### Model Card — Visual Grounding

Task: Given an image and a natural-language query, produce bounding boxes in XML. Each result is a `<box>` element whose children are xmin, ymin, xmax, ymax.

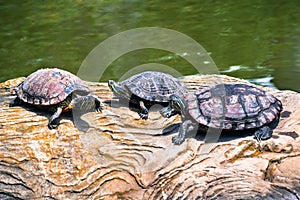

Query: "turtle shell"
<box><xmin>186</xmin><ymin>84</ymin><xmax>282</xmax><ymax>130</ymax></box>
<box><xmin>15</xmin><ymin>68</ymin><xmax>89</xmax><ymax>105</ymax></box>
<box><xmin>120</xmin><ymin>71</ymin><xmax>186</xmax><ymax>102</ymax></box>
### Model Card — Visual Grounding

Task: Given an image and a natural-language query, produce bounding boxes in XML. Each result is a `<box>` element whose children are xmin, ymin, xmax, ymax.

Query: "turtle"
<box><xmin>108</xmin><ymin>71</ymin><xmax>187</xmax><ymax>119</ymax></box>
<box><xmin>160</xmin><ymin>83</ymin><xmax>283</xmax><ymax>145</ymax></box>
<box><xmin>10</xmin><ymin>68</ymin><xmax>104</xmax><ymax>129</ymax></box>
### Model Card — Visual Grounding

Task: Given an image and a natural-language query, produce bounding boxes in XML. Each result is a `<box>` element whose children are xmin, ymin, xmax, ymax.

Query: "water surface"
<box><xmin>0</xmin><ymin>0</ymin><xmax>299</xmax><ymax>91</ymax></box>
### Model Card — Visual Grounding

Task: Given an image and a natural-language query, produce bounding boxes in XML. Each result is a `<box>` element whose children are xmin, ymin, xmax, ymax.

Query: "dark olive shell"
<box><xmin>15</xmin><ymin>68</ymin><xmax>89</xmax><ymax>105</ymax></box>
<box><xmin>186</xmin><ymin>84</ymin><xmax>282</xmax><ymax>130</ymax></box>
<box><xmin>120</xmin><ymin>71</ymin><xmax>186</xmax><ymax>102</ymax></box>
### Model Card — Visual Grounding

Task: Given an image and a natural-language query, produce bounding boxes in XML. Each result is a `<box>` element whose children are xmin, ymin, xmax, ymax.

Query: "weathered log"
<box><xmin>0</xmin><ymin>75</ymin><xmax>299</xmax><ymax>199</ymax></box>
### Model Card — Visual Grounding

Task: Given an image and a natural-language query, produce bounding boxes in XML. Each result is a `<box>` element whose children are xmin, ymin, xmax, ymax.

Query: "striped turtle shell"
<box><xmin>120</xmin><ymin>71</ymin><xmax>186</xmax><ymax>102</ymax></box>
<box><xmin>186</xmin><ymin>84</ymin><xmax>282</xmax><ymax>130</ymax></box>
<box><xmin>15</xmin><ymin>68</ymin><xmax>89</xmax><ymax>105</ymax></box>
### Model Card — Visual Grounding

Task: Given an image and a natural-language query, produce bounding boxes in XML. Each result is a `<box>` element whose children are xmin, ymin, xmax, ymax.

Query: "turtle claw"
<box><xmin>95</xmin><ymin>100</ymin><xmax>104</xmax><ymax>113</ymax></box>
<box><xmin>72</xmin><ymin>95</ymin><xmax>104</xmax><ymax>112</ymax></box>
<box><xmin>138</xmin><ymin>112</ymin><xmax>148</xmax><ymax>120</ymax></box>
<box><xmin>95</xmin><ymin>107</ymin><xmax>102</xmax><ymax>113</ymax></box>
<box><xmin>138</xmin><ymin>101</ymin><xmax>149</xmax><ymax>120</ymax></box>
<box><xmin>172</xmin><ymin>135</ymin><xmax>184</xmax><ymax>145</ymax></box>
<box><xmin>171</xmin><ymin>120</ymin><xmax>193</xmax><ymax>145</ymax></box>
<box><xmin>48</xmin><ymin>107</ymin><xmax>62</xmax><ymax>130</ymax></box>
<box><xmin>92</xmin><ymin>95</ymin><xmax>104</xmax><ymax>113</ymax></box>
<box><xmin>48</xmin><ymin>123</ymin><xmax>58</xmax><ymax>130</ymax></box>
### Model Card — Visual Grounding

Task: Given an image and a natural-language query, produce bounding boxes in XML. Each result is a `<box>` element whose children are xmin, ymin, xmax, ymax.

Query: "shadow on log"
<box><xmin>0</xmin><ymin>75</ymin><xmax>299</xmax><ymax>199</ymax></box>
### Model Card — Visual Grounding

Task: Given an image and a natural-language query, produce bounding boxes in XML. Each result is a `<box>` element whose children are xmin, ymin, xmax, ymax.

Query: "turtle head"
<box><xmin>108</xmin><ymin>80</ymin><xmax>131</xmax><ymax>100</ymax></box>
<box><xmin>108</xmin><ymin>80</ymin><xmax>118</xmax><ymax>93</ymax></box>
<box><xmin>160</xmin><ymin>94</ymin><xmax>187</xmax><ymax>118</ymax></box>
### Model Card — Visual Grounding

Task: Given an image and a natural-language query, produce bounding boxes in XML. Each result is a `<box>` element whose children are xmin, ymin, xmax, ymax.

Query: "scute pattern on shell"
<box><xmin>120</xmin><ymin>71</ymin><xmax>186</xmax><ymax>102</ymax></box>
<box><xmin>15</xmin><ymin>68</ymin><xmax>89</xmax><ymax>105</ymax></box>
<box><xmin>187</xmin><ymin>84</ymin><xmax>282</xmax><ymax>130</ymax></box>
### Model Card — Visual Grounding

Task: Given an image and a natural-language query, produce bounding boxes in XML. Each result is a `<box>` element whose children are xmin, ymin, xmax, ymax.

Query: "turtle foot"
<box><xmin>254</xmin><ymin>126</ymin><xmax>272</xmax><ymax>141</ymax></box>
<box><xmin>48</xmin><ymin>122</ymin><xmax>58</xmax><ymax>130</ymax></box>
<box><xmin>171</xmin><ymin>120</ymin><xmax>192</xmax><ymax>145</ymax></box>
<box><xmin>160</xmin><ymin>106</ymin><xmax>173</xmax><ymax>118</ymax></box>
<box><xmin>138</xmin><ymin>112</ymin><xmax>148</xmax><ymax>120</ymax></box>
<box><xmin>48</xmin><ymin>107</ymin><xmax>62</xmax><ymax>130</ymax></box>
<box><xmin>9</xmin><ymin>97</ymin><xmax>22</xmax><ymax>107</ymax></box>
<box><xmin>172</xmin><ymin>135</ymin><xmax>185</xmax><ymax>145</ymax></box>
<box><xmin>94</xmin><ymin>96</ymin><xmax>104</xmax><ymax>112</ymax></box>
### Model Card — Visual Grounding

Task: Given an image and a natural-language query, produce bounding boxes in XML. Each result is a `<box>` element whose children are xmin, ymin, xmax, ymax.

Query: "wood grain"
<box><xmin>0</xmin><ymin>75</ymin><xmax>299</xmax><ymax>199</ymax></box>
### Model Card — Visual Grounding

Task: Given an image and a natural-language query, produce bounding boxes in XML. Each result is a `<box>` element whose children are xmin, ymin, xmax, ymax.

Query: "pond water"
<box><xmin>0</xmin><ymin>1</ymin><xmax>299</xmax><ymax>92</ymax></box>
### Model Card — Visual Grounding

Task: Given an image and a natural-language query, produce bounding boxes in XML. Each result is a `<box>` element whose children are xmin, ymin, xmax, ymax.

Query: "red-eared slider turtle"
<box><xmin>108</xmin><ymin>71</ymin><xmax>186</xmax><ymax>119</ymax></box>
<box><xmin>10</xmin><ymin>68</ymin><xmax>104</xmax><ymax>129</ymax></box>
<box><xmin>160</xmin><ymin>83</ymin><xmax>282</xmax><ymax>145</ymax></box>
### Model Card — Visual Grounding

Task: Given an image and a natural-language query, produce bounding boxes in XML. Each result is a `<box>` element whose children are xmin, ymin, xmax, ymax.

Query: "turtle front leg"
<box><xmin>48</xmin><ymin>107</ymin><xmax>63</xmax><ymax>129</ymax></box>
<box><xmin>254</xmin><ymin>126</ymin><xmax>272</xmax><ymax>142</ymax></box>
<box><xmin>172</xmin><ymin>119</ymin><xmax>194</xmax><ymax>145</ymax></box>
<box><xmin>254</xmin><ymin>117</ymin><xmax>279</xmax><ymax>141</ymax></box>
<box><xmin>9</xmin><ymin>97</ymin><xmax>22</xmax><ymax>107</ymax></box>
<box><xmin>70</xmin><ymin>95</ymin><xmax>104</xmax><ymax>112</ymax></box>
<box><xmin>138</xmin><ymin>100</ymin><xmax>149</xmax><ymax>119</ymax></box>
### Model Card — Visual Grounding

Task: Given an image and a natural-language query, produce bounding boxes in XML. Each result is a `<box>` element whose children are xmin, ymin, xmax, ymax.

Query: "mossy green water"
<box><xmin>0</xmin><ymin>0</ymin><xmax>299</xmax><ymax>91</ymax></box>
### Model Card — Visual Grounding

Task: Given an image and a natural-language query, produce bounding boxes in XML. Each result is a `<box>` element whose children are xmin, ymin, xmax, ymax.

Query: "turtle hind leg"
<box><xmin>254</xmin><ymin>126</ymin><xmax>272</xmax><ymax>141</ymax></box>
<box><xmin>254</xmin><ymin>117</ymin><xmax>280</xmax><ymax>141</ymax></box>
<box><xmin>48</xmin><ymin>107</ymin><xmax>63</xmax><ymax>129</ymax></box>
<box><xmin>9</xmin><ymin>97</ymin><xmax>22</xmax><ymax>107</ymax></box>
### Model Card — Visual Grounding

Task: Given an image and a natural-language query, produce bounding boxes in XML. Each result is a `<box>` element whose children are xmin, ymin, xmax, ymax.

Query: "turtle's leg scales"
<box><xmin>83</xmin><ymin>95</ymin><xmax>104</xmax><ymax>112</ymax></box>
<box><xmin>269</xmin><ymin>117</ymin><xmax>280</xmax><ymax>129</ymax></box>
<box><xmin>9</xmin><ymin>97</ymin><xmax>22</xmax><ymax>107</ymax></box>
<box><xmin>48</xmin><ymin>107</ymin><xmax>63</xmax><ymax>129</ymax></box>
<box><xmin>172</xmin><ymin>119</ymin><xmax>193</xmax><ymax>145</ymax></box>
<box><xmin>254</xmin><ymin>126</ymin><xmax>272</xmax><ymax>141</ymax></box>
<box><xmin>70</xmin><ymin>95</ymin><xmax>104</xmax><ymax>112</ymax></box>
<box><xmin>254</xmin><ymin>117</ymin><xmax>280</xmax><ymax>141</ymax></box>
<box><xmin>138</xmin><ymin>101</ymin><xmax>148</xmax><ymax>120</ymax></box>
